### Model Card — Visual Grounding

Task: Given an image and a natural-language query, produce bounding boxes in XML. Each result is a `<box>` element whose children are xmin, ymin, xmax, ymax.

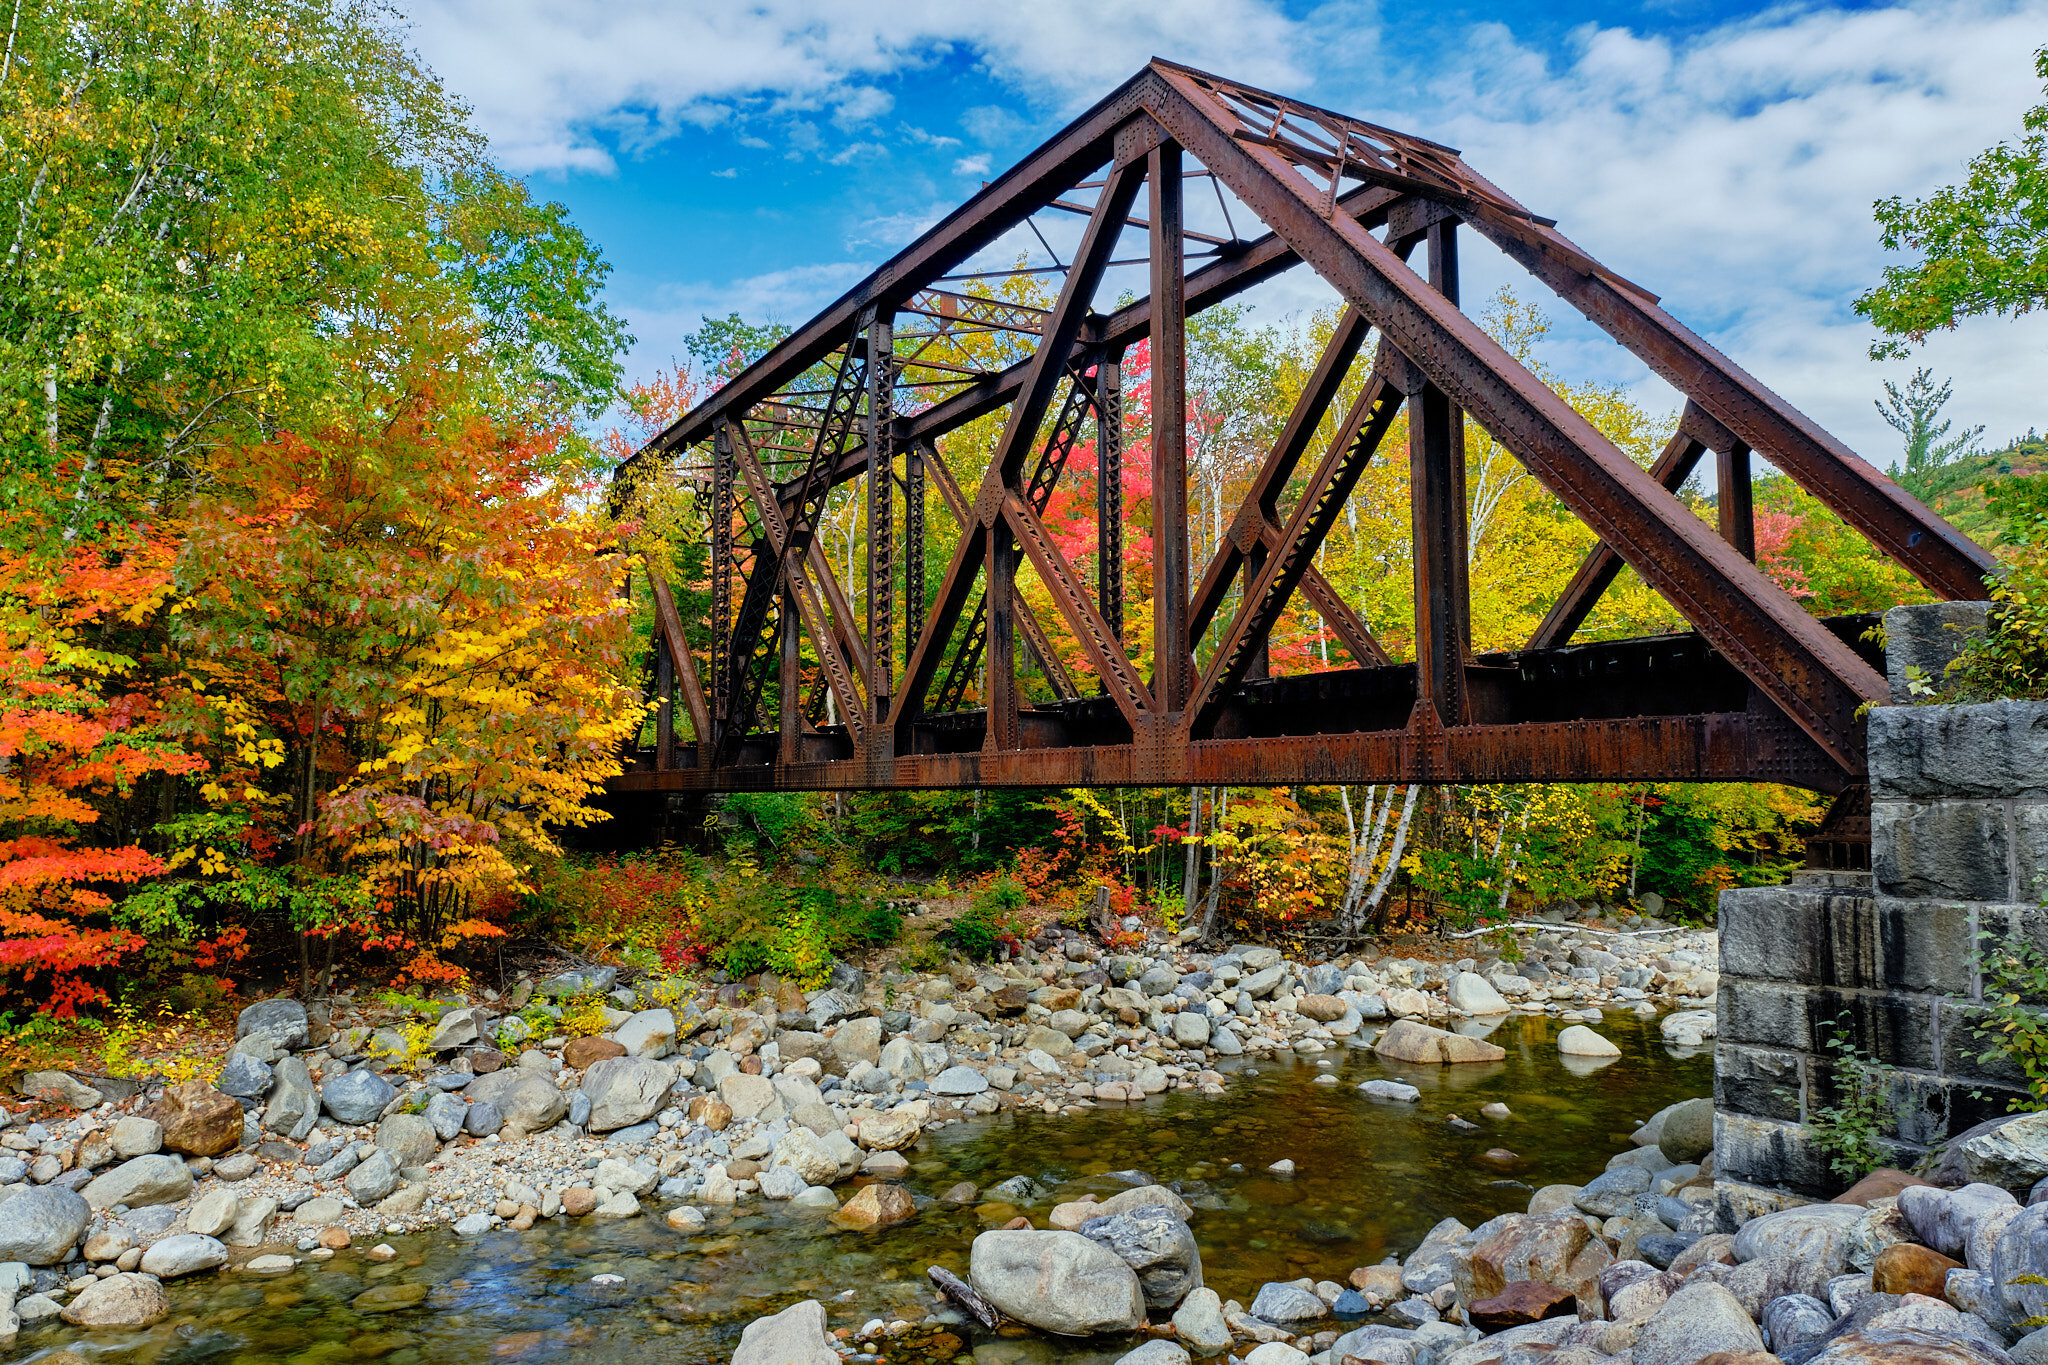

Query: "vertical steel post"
<box><xmin>985</xmin><ymin>523</ymin><xmax>1020</xmax><ymax>750</ymax></box>
<box><xmin>866</xmin><ymin>320</ymin><xmax>895</xmax><ymax>741</ymax></box>
<box><xmin>905</xmin><ymin>438</ymin><xmax>927</xmax><ymax>667</ymax></box>
<box><xmin>710</xmin><ymin>423</ymin><xmax>736</xmax><ymax>747</ymax></box>
<box><xmin>1096</xmin><ymin>356</ymin><xmax>1125</xmax><ymax>650</ymax></box>
<box><xmin>1149</xmin><ymin>143</ymin><xmax>1190</xmax><ymax>713</ymax></box>
<box><xmin>655</xmin><ymin>636</ymin><xmax>675</xmax><ymax>771</ymax></box>
<box><xmin>779</xmin><ymin>587</ymin><xmax>801</xmax><ymax>762</ymax></box>
<box><xmin>1718</xmin><ymin>442</ymin><xmax>1757</xmax><ymax>561</ymax></box>
<box><xmin>1409</xmin><ymin>219</ymin><xmax>1471</xmax><ymax>726</ymax></box>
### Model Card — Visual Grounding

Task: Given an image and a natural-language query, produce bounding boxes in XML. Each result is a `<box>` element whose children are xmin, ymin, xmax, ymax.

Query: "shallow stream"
<box><xmin>13</xmin><ymin>1011</ymin><xmax>1711</xmax><ymax>1365</ymax></box>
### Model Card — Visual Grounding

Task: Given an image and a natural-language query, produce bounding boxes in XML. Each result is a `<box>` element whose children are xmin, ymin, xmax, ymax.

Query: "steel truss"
<box><xmin>614</xmin><ymin>61</ymin><xmax>1989</xmax><ymax>801</ymax></box>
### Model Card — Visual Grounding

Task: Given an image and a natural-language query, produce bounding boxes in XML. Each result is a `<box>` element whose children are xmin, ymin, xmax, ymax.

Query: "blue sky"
<box><xmin>402</xmin><ymin>0</ymin><xmax>2048</xmax><ymax>459</ymax></box>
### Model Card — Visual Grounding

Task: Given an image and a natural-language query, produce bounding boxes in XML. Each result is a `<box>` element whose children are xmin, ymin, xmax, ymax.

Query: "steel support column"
<box><xmin>1096</xmin><ymin>355</ymin><xmax>1125</xmax><ymax>648</ymax></box>
<box><xmin>1408</xmin><ymin>219</ymin><xmax>1471</xmax><ymax>726</ymax></box>
<box><xmin>867</xmin><ymin>317</ymin><xmax>896</xmax><ymax>744</ymax></box>
<box><xmin>905</xmin><ymin>439</ymin><xmax>927</xmax><ymax>664</ymax></box>
<box><xmin>1150</xmin><ymin>142</ymin><xmax>1191</xmax><ymax>714</ymax></box>
<box><xmin>986</xmin><ymin>523</ymin><xmax>1020</xmax><ymax>751</ymax></box>
<box><xmin>1719</xmin><ymin>441</ymin><xmax>1756</xmax><ymax>561</ymax></box>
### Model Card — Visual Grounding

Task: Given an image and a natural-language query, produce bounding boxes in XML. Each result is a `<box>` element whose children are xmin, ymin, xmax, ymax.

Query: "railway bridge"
<box><xmin>607</xmin><ymin>60</ymin><xmax>1991</xmax><ymax>858</ymax></box>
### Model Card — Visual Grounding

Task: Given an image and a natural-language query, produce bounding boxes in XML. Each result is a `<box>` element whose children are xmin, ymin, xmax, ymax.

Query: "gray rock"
<box><xmin>732</xmin><ymin>1298</ymin><xmax>839</xmax><ymax>1365</ymax></box>
<box><xmin>1140</xmin><ymin>967</ymin><xmax>1180</xmax><ymax>997</ymax></box>
<box><xmin>224</xmin><ymin>1195</ymin><xmax>278</xmax><ymax>1248</ymax></box>
<box><xmin>540</xmin><ymin>966</ymin><xmax>617</xmax><ymax>998</ymax></box>
<box><xmin>1573</xmin><ymin>1165</ymin><xmax>1652</xmax><ymax>1218</ymax></box>
<box><xmin>376</xmin><ymin>1113</ymin><xmax>439</xmax><ymax>1168</ymax></box>
<box><xmin>1399</xmin><ymin>1217</ymin><xmax>1471</xmax><ymax>1295</ymax></box>
<box><xmin>1360</xmin><ymin>1079</ymin><xmax>1420</xmax><ymax>1103</ymax></box>
<box><xmin>581</xmin><ymin>1056</ymin><xmax>675</xmax><ymax>1131</ymax></box>
<box><xmin>929</xmin><ymin>1066</ymin><xmax>989</xmax><ymax>1096</ymax></box>
<box><xmin>321</xmin><ymin>1068</ymin><xmax>397</xmax><ymax>1126</ymax></box>
<box><xmin>969</xmin><ymin>1228</ymin><xmax>1146</xmax><ymax>1335</ymax></box>
<box><xmin>429</xmin><ymin>1007</ymin><xmax>482</xmax><ymax>1051</ymax></box>
<box><xmin>1249</xmin><ymin>1281</ymin><xmax>1327</xmax><ymax>1325</ymax></box>
<box><xmin>834</xmin><ymin>1017</ymin><xmax>884</xmax><ymax>1068</ymax></box>
<box><xmin>465</xmin><ymin>1067</ymin><xmax>567</xmax><ymax>1136</ymax></box>
<box><xmin>1762</xmin><ymin>1293</ymin><xmax>1833</xmax><ymax>1359</ymax></box>
<box><xmin>138</xmin><ymin>1232</ymin><xmax>228</xmax><ymax>1279</ymax></box>
<box><xmin>1242</xmin><ymin>965</ymin><xmax>1286</xmax><ymax>999</ymax></box>
<box><xmin>1900</xmin><ymin>1183</ymin><xmax>2020</xmax><ymax>1259</ymax></box>
<box><xmin>1657</xmin><ymin>1097</ymin><xmax>1715</xmax><ymax>1164</ymax></box>
<box><xmin>614</xmin><ymin>1009</ymin><xmax>677</xmax><ymax>1058</ymax></box>
<box><xmin>1805</xmin><ymin>1324</ymin><xmax>2012</xmax><ymax>1364</ymax></box>
<box><xmin>2013</xmin><ymin>1327</ymin><xmax>2048</xmax><ymax>1365</ymax></box>
<box><xmin>346</xmin><ymin>1149</ymin><xmax>401</xmax><ymax>1204</ymax></box>
<box><xmin>0</xmin><ymin>1185</ymin><xmax>90</xmax><ymax>1264</ymax></box>
<box><xmin>1172</xmin><ymin>1286</ymin><xmax>1232</xmax><ymax>1356</ymax></box>
<box><xmin>425</xmin><ymin>1091</ymin><xmax>468</xmax><ymax>1141</ymax></box>
<box><xmin>1694</xmin><ymin>1255</ymin><xmax>1831</xmax><ymax>1320</ymax></box>
<box><xmin>567</xmin><ymin>1090</ymin><xmax>592</xmax><ymax>1127</ymax></box>
<box><xmin>1731</xmin><ymin>1201</ymin><xmax>1868</xmax><ymax>1277</ymax></box>
<box><xmin>236</xmin><ymin>998</ymin><xmax>309</xmax><ymax>1050</ymax></box>
<box><xmin>1631</xmin><ymin>1282</ymin><xmax>1767</xmax><ymax>1365</ymax></box>
<box><xmin>1171</xmin><ymin>1012</ymin><xmax>1211</xmax><ymax>1048</ymax></box>
<box><xmin>453</xmin><ymin>1212</ymin><xmax>492</xmax><ymax>1235</ymax></box>
<box><xmin>188</xmin><ymin>1186</ymin><xmax>239</xmax><ymax>1236</ymax></box>
<box><xmin>1117</xmin><ymin>1341</ymin><xmax>1192</xmax><ymax>1365</ymax></box>
<box><xmin>81</xmin><ymin>1154</ymin><xmax>192</xmax><ymax>1211</ymax></box>
<box><xmin>58</xmin><ymin>1271</ymin><xmax>168</xmax><ymax>1326</ymax></box>
<box><xmin>264</xmin><ymin>1056</ymin><xmax>319</xmax><ymax>1140</ymax></box>
<box><xmin>464</xmin><ymin>1099</ymin><xmax>503</xmax><ymax>1137</ymax></box>
<box><xmin>1447</xmin><ymin>972</ymin><xmax>1509</xmax><ymax>1015</ymax></box>
<box><xmin>20</xmin><ymin>1070</ymin><xmax>104</xmax><ymax>1108</ymax></box>
<box><xmin>1080</xmin><ymin>1205</ymin><xmax>1202</xmax><ymax>1308</ymax></box>
<box><xmin>217</xmin><ymin>1051</ymin><xmax>274</xmax><ymax>1100</ymax></box>
<box><xmin>213</xmin><ymin>1151</ymin><xmax>258</xmax><ymax>1182</ymax></box>
<box><xmin>1952</xmin><ymin>1113</ymin><xmax>2048</xmax><ymax>1192</ymax></box>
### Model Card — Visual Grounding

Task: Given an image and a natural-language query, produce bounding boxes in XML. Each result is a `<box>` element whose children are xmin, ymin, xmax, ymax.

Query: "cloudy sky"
<box><xmin>400</xmin><ymin>0</ymin><xmax>2048</xmax><ymax>463</ymax></box>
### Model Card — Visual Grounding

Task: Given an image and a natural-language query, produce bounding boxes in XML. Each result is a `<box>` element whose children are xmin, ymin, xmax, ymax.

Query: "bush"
<box><xmin>945</xmin><ymin>874</ymin><xmax>1024</xmax><ymax>960</ymax></box>
<box><xmin>1947</xmin><ymin>475</ymin><xmax>2048</xmax><ymax>701</ymax></box>
<box><xmin>695</xmin><ymin>876</ymin><xmax>899</xmax><ymax>988</ymax></box>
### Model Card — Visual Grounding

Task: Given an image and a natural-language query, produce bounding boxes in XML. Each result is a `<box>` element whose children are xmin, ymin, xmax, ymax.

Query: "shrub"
<box><xmin>945</xmin><ymin>874</ymin><xmax>1024</xmax><ymax>960</ymax></box>
<box><xmin>1946</xmin><ymin>475</ymin><xmax>2048</xmax><ymax>701</ymax></box>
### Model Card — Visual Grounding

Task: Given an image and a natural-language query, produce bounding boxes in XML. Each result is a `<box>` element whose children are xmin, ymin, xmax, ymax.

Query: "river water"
<box><xmin>14</xmin><ymin>1010</ymin><xmax>1711</xmax><ymax>1365</ymax></box>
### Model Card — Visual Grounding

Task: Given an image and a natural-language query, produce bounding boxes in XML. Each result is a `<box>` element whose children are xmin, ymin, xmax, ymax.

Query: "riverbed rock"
<box><xmin>1298</xmin><ymin>995</ymin><xmax>1349</xmax><ymax>1022</ymax></box>
<box><xmin>969</xmin><ymin>1228</ymin><xmax>1146</xmax><ymax>1335</ymax></box>
<box><xmin>322</xmin><ymin>1068</ymin><xmax>397</xmax><ymax>1126</ymax></box>
<box><xmin>1732</xmin><ymin>1202</ymin><xmax>1868</xmax><ymax>1277</ymax></box>
<box><xmin>217</xmin><ymin>1050</ymin><xmax>274</xmax><ymax>1102</ymax></box>
<box><xmin>1574</xmin><ymin>1166</ymin><xmax>1652</xmax><ymax>1218</ymax></box>
<box><xmin>615</xmin><ymin>1009</ymin><xmax>677</xmax><ymax>1058</ymax></box>
<box><xmin>772</xmin><ymin>1129</ymin><xmax>841</xmax><ymax>1186</ymax></box>
<box><xmin>140</xmin><ymin>1232</ymin><xmax>228</xmax><ymax>1278</ymax></box>
<box><xmin>1172</xmin><ymin>1012</ymin><xmax>1211</xmax><ymax>1047</ymax></box>
<box><xmin>1457</xmin><ymin>1211</ymin><xmax>1597</xmax><ymax>1304</ymax></box>
<box><xmin>1448</xmin><ymin>972</ymin><xmax>1510</xmax><ymax>1015</ymax></box>
<box><xmin>59</xmin><ymin>1271</ymin><xmax>169</xmax><ymax>1327</ymax></box>
<box><xmin>83</xmin><ymin>1154</ymin><xmax>192</xmax><ymax>1211</ymax></box>
<box><xmin>1373</xmin><ymin>1019</ymin><xmax>1506</xmax><ymax>1064</ymax></box>
<box><xmin>1873</xmin><ymin>1242</ymin><xmax>1963</xmax><ymax>1297</ymax></box>
<box><xmin>0</xmin><ymin>1185</ymin><xmax>90</xmax><ymax>1264</ymax></box>
<box><xmin>1468</xmin><ymin>1280</ymin><xmax>1577</xmax><ymax>1331</ymax></box>
<box><xmin>857</xmin><ymin>1108</ymin><xmax>921</xmax><ymax>1151</ymax></box>
<box><xmin>264</xmin><ymin>1056</ymin><xmax>319</xmax><ymax>1141</ymax></box>
<box><xmin>1171</xmin><ymin>1286</ymin><xmax>1232</xmax><ymax>1355</ymax></box>
<box><xmin>733</xmin><ymin>1298</ymin><xmax>839</xmax><ymax>1365</ymax></box>
<box><xmin>1249</xmin><ymin>1281</ymin><xmax>1327</xmax><ymax>1325</ymax></box>
<box><xmin>1081</xmin><ymin>1205</ymin><xmax>1203</xmax><ymax>1308</ymax></box>
<box><xmin>238</xmin><ymin>997</ymin><xmax>310</xmax><ymax>1050</ymax></box>
<box><xmin>372</xmin><ymin>1113</ymin><xmax>436</xmax><ymax>1168</ymax></box>
<box><xmin>1360</xmin><ymin>1079</ymin><xmax>1421</xmax><ymax>1103</ymax></box>
<box><xmin>466</xmin><ymin>1067</ymin><xmax>566</xmax><ymax>1136</ymax></box>
<box><xmin>143</xmin><ymin>1080</ymin><xmax>241</xmax><ymax>1155</ymax></box>
<box><xmin>1557</xmin><ymin>1025</ymin><xmax>1621</xmax><ymax>1058</ymax></box>
<box><xmin>347</xmin><ymin>1149</ymin><xmax>402</xmax><ymax>1204</ymax></box>
<box><xmin>1631</xmin><ymin>1282</ymin><xmax>1766</xmax><ymax>1365</ymax></box>
<box><xmin>835</xmin><ymin>1017</ymin><xmax>885</xmax><ymax>1068</ymax></box>
<box><xmin>1118</xmin><ymin>1340</ymin><xmax>1193</xmax><ymax>1365</ymax></box>
<box><xmin>188</xmin><ymin>1186</ymin><xmax>239</xmax><ymax>1237</ymax></box>
<box><xmin>225</xmin><ymin>1195</ymin><xmax>278</xmax><ymax>1247</ymax></box>
<box><xmin>1807</xmin><ymin>1323</ymin><xmax>2014</xmax><ymax>1364</ymax></box>
<box><xmin>583</xmin><ymin>1056</ymin><xmax>676</xmax><ymax>1131</ymax></box>
<box><xmin>1658</xmin><ymin>1097</ymin><xmax>1716</xmax><ymax>1164</ymax></box>
<box><xmin>107</xmin><ymin>1114</ymin><xmax>164</xmax><ymax>1159</ymax></box>
<box><xmin>421</xmin><ymin>1089</ymin><xmax>466</xmax><ymax>1141</ymax></box>
<box><xmin>833</xmin><ymin>1182</ymin><xmax>915</xmax><ymax>1231</ymax></box>
<box><xmin>1900</xmin><ymin>1183</ymin><xmax>2019</xmax><ymax>1259</ymax></box>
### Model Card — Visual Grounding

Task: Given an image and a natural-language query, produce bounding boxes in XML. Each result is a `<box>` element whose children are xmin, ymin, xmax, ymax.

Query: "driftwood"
<box><xmin>927</xmin><ymin>1266</ymin><xmax>1001</xmax><ymax>1330</ymax></box>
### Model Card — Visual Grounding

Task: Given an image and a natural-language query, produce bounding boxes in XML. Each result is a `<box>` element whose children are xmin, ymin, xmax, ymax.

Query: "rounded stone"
<box><xmin>59</xmin><ymin>1271</ymin><xmax>169</xmax><ymax>1327</ymax></box>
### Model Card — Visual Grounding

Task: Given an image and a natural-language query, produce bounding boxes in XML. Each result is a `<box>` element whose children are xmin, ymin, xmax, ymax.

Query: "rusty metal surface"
<box><xmin>610</xmin><ymin>60</ymin><xmax>1992</xmax><ymax>806</ymax></box>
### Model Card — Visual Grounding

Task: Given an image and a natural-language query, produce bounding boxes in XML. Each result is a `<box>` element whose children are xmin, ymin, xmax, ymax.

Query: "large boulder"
<box><xmin>1453</xmin><ymin>1212</ymin><xmax>1596</xmax><ymax>1304</ymax></box>
<box><xmin>1631</xmin><ymin>1282</ymin><xmax>1765</xmax><ymax>1365</ymax></box>
<box><xmin>263</xmin><ymin>1055</ymin><xmax>319</xmax><ymax>1140</ymax></box>
<box><xmin>1805</xmin><ymin>1325</ymin><xmax>2013</xmax><ymax>1364</ymax></box>
<box><xmin>59</xmin><ymin>1272</ymin><xmax>169</xmax><ymax>1327</ymax></box>
<box><xmin>1447</xmin><ymin>972</ymin><xmax>1510</xmax><ymax>1015</ymax></box>
<box><xmin>1373</xmin><ymin>1019</ymin><xmax>1506</xmax><ymax>1064</ymax></box>
<box><xmin>834</xmin><ymin>1017</ymin><xmax>884</xmax><ymax>1068</ymax></box>
<box><xmin>22</xmin><ymin>1070</ymin><xmax>103</xmax><ymax>1109</ymax></box>
<box><xmin>732</xmin><ymin>1299</ymin><xmax>839</xmax><ymax>1365</ymax></box>
<box><xmin>321</xmin><ymin>1068</ymin><xmax>397</xmax><ymax>1126</ymax></box>
<box><xmin>614</xmin><ymin>1009</ymin><xmax>677</xmax><ymax>1058</ymax></box>
<box><xmin>1658</xmin><ymin>1097</ymin><xmax>1716</xmax><ymax>1164</ymax></box>
<box><xmin>139</xmin><ymin>1232</ymin><xmax>229</xmax><ymax>1279</ymax></box>
<box><xmin>1557</xmin><ymin>1025</ymin><xmax>1621</xmax><ymax>1058</ymax></box>
<box><xmin>1945</xmin><ymin>1112</ymin><xmax>2048</xmax><ymax>1191</ymax></box>
<box><xmin>1732</xmin><ymin>1202</ymin><xmax>1869</xmax><ymax>1277</ymax></box>
<box><xmin>1900</xmin><ymin>1184</ymin><xmax>2019</xmax><ymax>1260</ymax></box>
<box><xmin>236</xmin><ymin>997</ymin><xmax>310</xmax><ymax>1051</ymax></box>
<box><xmin>376</xmin><ymin>1113</ymin><xmax>440</xmax><ymax>1168</ymax></box>
<box><xmin>1080</xmin><ymin>1205</ymin><xmax>1203</xmax><ymax>1308</ymax></box>
<box><xmin>969</xmin><ymin>1228</ymin><xmax>1147</xmax><ymax>1335</ymax></box>
<box><xmin>0</xmin><ymin>1185</ymin><xmax>90</xmax><ymax>1264</ymax></box>
<box><xmin>583</xmin><ymin>1056</ymin><xmax>675</xmax><ymax>1131</ymax></box>
<box><xmin>1993</xmin><ymin>1203</ymin><xmax>2048</xmax><ymax>1328</ymax></box>
<box><xmin>465</xmin><ymin>1067</ymin><xmax>567</xmax><ymax>1136</ymax></box>
<box><xmin>82</xmin><ymin>1154</ymin><xmax>192</xmax><ymax>1211</ymax></box>
<box><xmin>1172</xmin><ymin>1287</ymin><xmax>1232</xmax><ymax>1355</ymax></box>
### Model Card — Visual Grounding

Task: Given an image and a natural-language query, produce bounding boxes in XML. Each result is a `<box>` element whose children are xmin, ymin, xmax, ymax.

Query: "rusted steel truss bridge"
<box><xmin>608</xmin><ymin>60</ymin><xmax>1989</xmax><ymax>826</ymax></box>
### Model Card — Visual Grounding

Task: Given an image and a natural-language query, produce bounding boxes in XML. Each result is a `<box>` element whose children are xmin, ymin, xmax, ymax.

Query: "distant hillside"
<box><xmin>1918</xmin><ymin>433</ymin><xmax>2048</xmax><ymax>550</ymax></box>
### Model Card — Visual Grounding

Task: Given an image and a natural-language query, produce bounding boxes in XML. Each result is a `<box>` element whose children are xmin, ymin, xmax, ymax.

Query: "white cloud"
<box><xmin>400</xmin><ymin>0</ymin><xmax>1304</xmax><ymax>174</ymax></box>
<box><xmin>952</xmin><ymin>154</ymin><xmax>992</xmax><ymax>177</ymax></box>
<box><xmin>1304</xmin><ymin>0</ymin><xmax>2048</xmax><ymax>461</ymax></box>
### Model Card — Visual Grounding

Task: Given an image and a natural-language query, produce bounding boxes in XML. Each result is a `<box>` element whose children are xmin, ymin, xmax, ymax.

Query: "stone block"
<box><xmin>2014</xmin><ymin>805</ymin><xmax>2048</xmax><ymax>904</ymax></box>
<box><xmin>1717</xmin><ymin>979</ymin><xmax>1817</xmax><ymax>1052</ymax></box>
<box><xmin>1823</xmin><ymin>987</ymin><xmax>1938</xmax><ymax>1072</ymax></box>
<box><xmin>1712</xmin><ymin>1044</ymin><xmax>1803</xmax><ymax>1124</ymax></box>
<box><xmin>1873</xmin><ymin>898</ymin><xmax>1979</xmax><ymax>996</ymax></box>
<box><xmin>1718</xmin><ymin>885</ymin><xmax>1830</xmax><ymax>985</ymax></box>
<box><xmin>1881</xmin><ymin>602</ymin><xmax>1988</xmax><ymax>704</ymax></box>
<box><xmin>1714</xmin><ymin>1110</ymin><xmax>1849</xmax><ymax>1197</ymax></box>
<box><xmin>1872</xmin><ymin>798</ymin><xmax>2012</xmax><ymax>901</ymax></box>
<box><xmin>1869</xmin><ymin>699</ymin><xmax>2048</xmax><ymax>801</ymax></box>
<box><xmin>1939</xmin><ymin>1001</ymin><xmax>2035</xmax><ymax>1091</ymax></box>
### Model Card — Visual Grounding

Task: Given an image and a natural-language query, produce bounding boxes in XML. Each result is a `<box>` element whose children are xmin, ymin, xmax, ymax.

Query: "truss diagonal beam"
<box><xmin>1003</xmin><ymin>490</ymin><xmax>1153</xmax><ymax>728</ymax></box>
<box><xmin>645</xmin><ymin>561</ymin><xmax>712</xmax><ymax>753</ymax></box>
<box><xmin>894</xmin><ymin>152</ymin><xmax>1151</xmax><ymax>745</ymax></box>
<box><xmin>1148</xmin><ymin>64</ymin><xmax>1884</xmax><ymax>769</ymax></box>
